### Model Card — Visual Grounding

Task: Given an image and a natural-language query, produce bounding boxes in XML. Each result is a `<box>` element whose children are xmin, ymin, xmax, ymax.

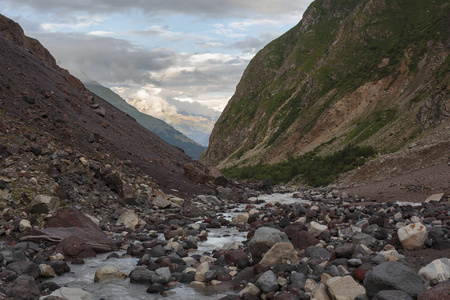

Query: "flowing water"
<box><xmin>46</xmin><ymin>193</ymin><xmax>310</xmax><ymax>299</ymax></box>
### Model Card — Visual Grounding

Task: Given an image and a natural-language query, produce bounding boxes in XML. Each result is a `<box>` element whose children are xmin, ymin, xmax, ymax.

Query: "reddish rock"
<box><xmin>55</xmin><ymin>236</ymin><xmax>96</xmax><ymax>261</ymax></box>
<box><xmin>224</xmin><ymin>250</ymin><xmax>250</xmax><ymax>265</ymax></box>
<box><xmin>290</xmin><ymin>230</ymin><xmax>319</xmax><ymax>250</ymax></box>
<box><xmin>418</xmin><ymin>282</ymin><xmax>450</xmax><ymax>300</ymax></box>
<box><xmin>283</xmin><ymin>223</ymin><xmax>308</xmax><ymax>239</ymax></box>
<box><xmin>23</xmin><ymin>208</ymin><xmax>114</xmax><ymax>252</ymax></box>
<box><xmin>334</xmin><ymin>243</ymin><xmax>355</xmax><ymax>259</ymax></box>
<box><xmin>5</xmin><ymin>275</ymin><xmax>40</xmax><ymax>300</ymax></box>
<box><xmin>353</xmin><ymin>268</ymin><xmax>368</xmax><ymax>281</ymax></box>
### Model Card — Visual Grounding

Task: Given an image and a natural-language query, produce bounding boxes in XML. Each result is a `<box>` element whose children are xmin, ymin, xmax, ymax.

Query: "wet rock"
<box><xmin>55</xmin><ymin>236</ymin><xmax>96</xmax><ymax>261</ymax></box>
<box><xmin>398</xmin><ymin>223</ymin><xmax>428</xmax><ymax>250</ymax></box>
<box><xmin>418</xmin><ymin>258</ymin><xmax>450</xmax><ymax>283</ymax></box>
<box><xmin>6</xmin><ymin>261</ymin><xmax>40</xmax><ymax>279</ymax></box>
<box><xmin>372</xmin><ymin>290</ymin><xmax>413</xmax><ymax>300</ymax></box>
<box><xmin>364</xmin><ymin>261</ymin><xmax>426</xmax><ymax>298</ymax></box>
<box><xmin>256</xmin><ymin>270</ymin><xmax>279</xmax><ymax>294</ymax></box>
<box><xmin>325</xmin><ymin>275</ymin><xmax>366</xmax><ymax>300</ymax></box>
<box><xmin>30</xmin><ymin>194</ymin><xmax>59</xmax><ymax>214</ymax></box>
<box><xmin>94</xmin><ymin>266</ymin><xmax>127</xmax><ymax>282</ymax></box>
<box><xmin>5</xmin><ymin>275</ymin><xmax>40</xmax><ymax>300</ymax></box>
<box><xmin>259</xmin><ymin>242</ymin><xmax>299</xmax><ymax>268</ymax></box>
<box><xmin>418</xmin><ymin>281</ymin><xmax>450</xmax><ymax>300</ymax></box>
<box><xmin>195</xmin><ymin>261</ymin><xmax>210</xmax><ymax>282</ymax></box>
<box><xmin>48</xmin><ymin>261</ymin><xmax>70</xmax><ymax>276</ymax></box>
<box><xmin>41</xmin><ymin>287</ymin><xmax>93</xmax><ymax>300</ymax></box>
<box><xmin>39</xmin><ymin>264</ymin><xmax>57</xmax><ymax>277</ymax></box>
<box><xmin>152</xmin><ymin>267</ymin><xmax>171</xmax><ymax>285</ymax></box>
<box><xmin>129</xmin><ymin>266</ymin><xmax>155</xmax><ymax>284</ymax></box>
<box><xmin>248</xmin><ymin>227</ymin><xmax>289</xmax><ymax>262</ymax></box>
<box><xmin>239</xmin><ymin>283</ymin><xmax>261</xmax><ymax>298</ymax></box>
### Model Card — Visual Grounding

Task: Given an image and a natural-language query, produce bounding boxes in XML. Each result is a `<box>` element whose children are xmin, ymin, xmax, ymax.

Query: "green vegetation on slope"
<box><xmin>85</xmin><ymin>82</ymin><xmax>206</xmax><ymax>159</ymax></box>
<box><xmin>222</xmin><ymin>145</ymin><xmax>376</xmax><ymax>187</ymax></box>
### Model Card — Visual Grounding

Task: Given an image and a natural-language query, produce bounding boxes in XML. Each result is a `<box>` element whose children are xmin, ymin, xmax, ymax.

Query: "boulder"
<box><xmin>5</xmin><ymin>275</ymin><xmax>40</xmax><ymax>300</ymax></box>
<box><xmin>151</xmin><ymin>195</ymin><xmax>172</xmax><ymax>208</ymax></box>
<box><xmin>418</xmin><ymin>281</ymin><xmax>450</xmax><ymax>300</ymax></box>
<box><xmin>232</xmin><ymin>213</ymin><xmax>249</xmax><ymax>224</ymax></box>
<box><xmin>309</xmin><ymin>221</ymin><xmax>328</xmax><ymax>237</ymax></box>
<box><xmin>19</xmin><ymin>219</ymin><xmax>31</xmax><ymax>232</ymax></box>
<box><xmin>41</xmin><ymin>287</ymin><xmax>93</xmax><ymax>300</ymax></box>
<box><xmin>195</xmin><ymin>262</ymin><xmax>210</xmax><ymax>282</ymax></box>
<box><xmin>94</xmin><ymin>266</ymin><xmax>127</xmax><ymax>282</ymax></box>
<box><xmin>304</xmin><ymin>246</ymin><xmax>331</xmax><ymax>261</ymax></box>
<box><xmin>152</xmin><ymin>267</ymin><xmax>171</xmax><ymax>285</ymax></box>
<box><xmin>6</xmin><ymin>261</ymin><xmax>40</xmax><ymax>279</ymax></box>
<box><xmin>425</xmin><ymin>193</ymin><xmax>444</xmax><ymax>203</ymax></box>
<box><xmin>325</xmin><ymin>275</ymin><xmax>366</xmax><ymax>300</ymax></box>
<box><xmin>255</xmin><ymin>270</ymin><xmax>279</xmax><ymax>294</ymax></box>
<box><xmin>290</xmin><ymin>230</ymin><xmax>319</xmax><ymax>250</ymax></box>
<box><xmin>129</xmin><ymin>266</ymin><xmax>155</xmax><ymax>284</ymax></box>
<box><xmin>373</xmin><ymin>290</ymin><xmax>413</xmax><ymax>300</ymax></box>
<box><xmin>259</xmin><ymin>242</ymin><xmax>299</xmax><ymax>268</ymax></box>
<box><xmin>248</xmin><ymin>227</ymin><xmax>289</xmax><ymax>262</ymax></box>
<box><xmin>239</xmin><ymin>283</ymin><xmax>261</xmax><ymax>298</ymax></box>
<box><xmin>39</xmin><ymin>264</ymin><xmax>57</xmax><ymax>277</ymax></box>
<box><xmin>23</xmin><ymin>208</ymin><xmax>114</xmax><ymax>253</ymax></box>
<box><xmin>30</xmin><ymin>194</ymin><xmax>59</xmax><ymax>214</ymax></box>
<box><xmin>117</xmin><ymin>210</ymin><xmax>146</xmax><ymax>229</ymax></box>
<box><xmin>418</xmin><ymin>258</ymin><xmax>450</xmax><ymax>283</ymax></box>
<box><xmin>55</xmin><ymin>236</ymin><xmax>96</xmax><ymax>261</ymax></box>
<box><xmin>398</xmin><ymin>223</ymin><xmax>428</xmax><ymax>250</ymax></box>
<box><xmin>364</xmin><ymin>261</ymin><xmax>426</xmax><ymax>298</ymax></box>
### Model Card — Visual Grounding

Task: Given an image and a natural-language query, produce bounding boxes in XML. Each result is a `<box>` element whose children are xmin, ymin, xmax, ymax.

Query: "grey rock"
<box><xmin>372</xmin><ymin>290</ymin><xmax>413</xmax><ymax>300</ymax></box>
<box><xmin>289</xmin><ymin>272</ymin><xmax>307</xmax><ymax>290</ymax></box>
<box><xmin>255</xmin><ymin>270</ymin><xmax>279</xmax><ymax>294</ymax></box>
<box><xmin>129</xmin><ymin>266</ymin><xmax>155</xmax><ymax>285</ymax></box>
<box><xmin>364</xmin><ymin>261</ymin><xmax>426</xmax><ymax>298</ymax></box>
<box><xmin>5</xmin><ymin>275</ymin><xmax>40</xmax><ymax>300</ymax></box>
<box><xmin>6</xmin><ymin>261</ymin><xmax>40</xmax><ymax>279</ymax></box>
<box><xmin>152</xmin><ymin>267</ymin><xmax>171</xmax><ymax>285</ymax></box>
<box><xmin>248</xmin><ymin>227</ymin><xmax>289</xmax><ymax>261</ymax></box>
<box><xmin>304</xmin><ymin>246</ymin><xmax>331</xmax><ymax>261</ymax></box>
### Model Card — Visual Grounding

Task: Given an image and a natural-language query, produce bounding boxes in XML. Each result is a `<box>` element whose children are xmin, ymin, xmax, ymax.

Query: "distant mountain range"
<box><xmin>83</xmin><ymin>79</ymin><xmax>206</xmax><ymax>160</ymax></box>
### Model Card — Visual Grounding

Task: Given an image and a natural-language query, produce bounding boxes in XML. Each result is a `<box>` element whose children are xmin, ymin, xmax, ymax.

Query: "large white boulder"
<box><xmin>117</xmin><ymin>210</ymin><xmax>146</xmax><ymax>229</ymax></box>
<box><xmin>398</xmin><ymin>222</ymin><xmax>428</xmax><ymax>250</ymax></box>
<box><xmin>418</xmin><ymin>258</ymin><xmax>450</xmax><ymax>283</ymax></box>
<box><xmin>40</xmin><ymin>287</ymin><xmax>92</xmax><ymax>300</ymax></box>
<box><xmin>309</xmin><ymin>221</ymin><xmax>328</xmax><ymax>237</ymax></box>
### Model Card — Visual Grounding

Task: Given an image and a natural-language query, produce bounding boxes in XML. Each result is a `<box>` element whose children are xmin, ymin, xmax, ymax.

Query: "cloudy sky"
<box><xmin>1</xmin><ymin>0</ymin><xmax>312</xmax><ymax>139</ymax></box>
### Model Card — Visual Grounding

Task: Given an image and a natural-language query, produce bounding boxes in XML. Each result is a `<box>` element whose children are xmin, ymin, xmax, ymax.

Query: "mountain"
<box><xmin>83</xmin><ymin>79</ymin><xmax>206</xmax><ymax>159</ymax></box>
<box><xmin>126</xmin><ymin>97</ymin><xmax>220</xmax><ymax>147</ymax></box>
<box><xmin>201</xmin><ymin>0</ymin><xmax>450</xmax><ymax>172</ymax></box>
<box><xmin>0</xmin><ymin>14</ymin><xmax>216</xmax><ymax>199</ymax></box>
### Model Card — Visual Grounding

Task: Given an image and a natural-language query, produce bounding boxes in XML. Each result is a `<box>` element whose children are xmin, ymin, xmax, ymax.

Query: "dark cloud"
<box><xmin>35</xmin><ymin>33</ymin><xmax>176</xmax><ymax>85</ymax></box>
<box><xmin>7</xmin><ymin>0</ymin><xmax>307</xmax><ymax>19</ymax></box>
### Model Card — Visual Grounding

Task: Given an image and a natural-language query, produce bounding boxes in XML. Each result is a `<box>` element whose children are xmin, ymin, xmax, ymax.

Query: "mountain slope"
<box><xmin>84</xmin><ymin>80</ymin><xmax>206</xmax><ymax>160</ymax></box>
<box><xmin>201</xmin><ymin>0</ymin><xmax>450</xmax><ymax>170</ymax></box>
<box><xmin>0</xmin><ymin>14</ymin><xmax>214</xmax><ymax>198</ymax></box>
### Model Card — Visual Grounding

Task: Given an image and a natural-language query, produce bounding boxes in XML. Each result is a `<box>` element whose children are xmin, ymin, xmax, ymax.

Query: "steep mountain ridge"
<box><xmin>201</xmin><ymin>0</ymin><xmax>450</xmax><ymax>172</ymax></box>
<box><xmin>0</xmin><ymin>14</ymin><xmax>214</xmax><ymax>198</ymax></box>
<box><xmin>84</xmin><ymin>80</ymin><xmax>206</xmax><ymax>159</ymax></box>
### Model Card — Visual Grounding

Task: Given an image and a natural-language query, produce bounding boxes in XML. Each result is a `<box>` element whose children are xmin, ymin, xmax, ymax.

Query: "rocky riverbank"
<box><xmin>1</xmin><ymin>179</ymin><xmax>449</xmax><ymax>299</ymax></box>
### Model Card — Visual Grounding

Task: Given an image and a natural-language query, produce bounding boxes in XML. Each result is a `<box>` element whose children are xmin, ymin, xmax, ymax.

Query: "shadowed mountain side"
<box><xmin>84</xmin><ymin>81</ymin><xmax>206</xmax><ymax>160</ymax></box>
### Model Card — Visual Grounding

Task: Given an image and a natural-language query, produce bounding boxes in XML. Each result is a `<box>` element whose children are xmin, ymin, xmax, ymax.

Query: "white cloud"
<box><xmin>87</xmin><ymin>31</ymin><xmax>115</xmax><ymax>37</ymax></box>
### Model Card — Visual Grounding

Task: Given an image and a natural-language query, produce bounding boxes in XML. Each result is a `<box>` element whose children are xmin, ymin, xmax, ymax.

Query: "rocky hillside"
<box><xmin>0</xmin><ymin>14</ymin><xmax>217</xmax><ymax>200</ymax></box>
<box><xmin>201</xmin><ymin>0</ymin><xmax>450</xmax><ymax>170</ymax></box>
<box><xmin>84</xmin><ymin>80</ymin><xmax>206</xmax><ymax>160</ymax></box>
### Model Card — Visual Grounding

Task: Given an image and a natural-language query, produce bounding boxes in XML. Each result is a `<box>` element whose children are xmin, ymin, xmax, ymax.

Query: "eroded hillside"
<box><xmin>201</xmin><ymin>0</ymin><xmax>450</xmax><ymax>171</ymax></box>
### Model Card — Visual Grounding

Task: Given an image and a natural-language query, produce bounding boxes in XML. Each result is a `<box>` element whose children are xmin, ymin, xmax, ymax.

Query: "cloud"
<box><xmin>7</xmin><ymin>0</ymin><xmax>310</xmax><ymax>19</ymax></box>
<box><xmin>35</xmin><ymin>32</ymin><xmax>176</xmax><ymax>85</ymax></box>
